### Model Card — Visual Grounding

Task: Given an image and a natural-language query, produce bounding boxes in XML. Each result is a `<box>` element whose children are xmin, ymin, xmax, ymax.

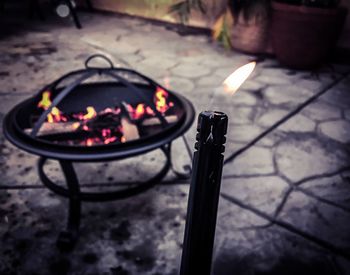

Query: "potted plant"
<box><xmin>226</xmin><ymin>0</ymin><xmax>271</xmax><ymax>53</ymax></box>
<box><xmin>211</xmin><ymin>0</ymin><xmax>271</xmax><ymax>53</ymax></box>
<box><xmin>170</xmin><ymin>0</ymin><xmax>272</xmax><ymax>54</ymax></box>
<box><xmin>271</xmin><ymin>0</ymin><xmax>348</xmax><ymax>69</ymax></box>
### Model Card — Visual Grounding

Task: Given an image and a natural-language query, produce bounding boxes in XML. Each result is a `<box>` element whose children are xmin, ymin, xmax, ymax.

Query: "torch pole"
<box><xmin>180</xmin><ymin>111</ymin><xmax>228</xmax><ymax>275</ymax></box>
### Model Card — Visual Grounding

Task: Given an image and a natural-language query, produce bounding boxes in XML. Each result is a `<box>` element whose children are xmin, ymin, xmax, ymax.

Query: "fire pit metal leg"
<box><xmin>65</xmin><ymin>0</ymin><xmax>82</xmax><ymax>29</ymax></box>
<box><xmin>36</xmin><ymin>142</ymin><xmax>182</xmax><ymax>250</ymax></box>
<box><xmin>57</xmin><ymin>160</ymin><xmax>81</xmax><ymax>251</ymax></box>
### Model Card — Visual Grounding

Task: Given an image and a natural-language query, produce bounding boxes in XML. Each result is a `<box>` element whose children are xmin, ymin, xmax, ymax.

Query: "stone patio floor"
<box><xmin>0</xmin><ymin>9</ymin><xmax>350</xmax><ymax>275</ymax></box>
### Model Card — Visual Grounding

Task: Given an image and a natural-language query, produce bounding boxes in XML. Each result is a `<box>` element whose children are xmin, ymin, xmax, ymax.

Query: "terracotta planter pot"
<box><xmin>271</xmin><ymin>2</ymin><xmax>347</xmax><ymax>69</ymax></box>
<box><xmin>230</xmin><ymin>12</ymin><xmax>271</xmax><ymax>54</ymax></box>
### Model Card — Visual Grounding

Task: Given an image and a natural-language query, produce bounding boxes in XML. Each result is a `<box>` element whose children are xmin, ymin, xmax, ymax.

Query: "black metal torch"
<box><xmin>180</xmin><ymin>111</ymin><xmax>228</xmax><ymax>275</ymax></box>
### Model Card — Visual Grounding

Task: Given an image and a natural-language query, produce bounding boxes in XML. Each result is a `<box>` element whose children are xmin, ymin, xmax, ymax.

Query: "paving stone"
<box><xmin>227</xmin><ymin>124</ymin><xmax>263</xmax><ymax>143</ymax></box>
<box><xmin>216</xmin><ymin>196</ymin><xmax>272</xmax><ymax>237</ymax></box>
<box><xmin>199</xmin><ymin>52</ymin><xmax>249</xmax><ymax>68</ymax></box>
<box><xmin>294</xmin><ymin>77</ymin><xmax>325</xmax><ymax>92</ymax></box>
<box><xmin>165</xmin><ymin>76</ymin><xmax>195</xmax><ymax>94</ymax></box>
<box><xmin>197</xmin><ymin>75</ymin><xmax>223</xmax><ymax>87</ymax></box>
<box><xmin>210</xmin><ymin>87</ymin><xmax>257</xmax><ymax>107</ymax></box>
<box><xmin>0</xmin><ymin>142</ymin><xmax>50</xmax><ymax>187</ymax></box>
<box><xmin>240</xmin><ymin>79</ymin><xmax>266</xmax><ymax>92</ymax></box>
<box><xmin>275</xmin><ymin>137</ymin><xmax>349</xmax><ymax>182</ymax></box>
<box><xmin>213</xmin><ymin>226</ymin><xmax>337</xmax><ymax>275</ymax></box>
<box><xmin>171</xmin><ymin>63</ymin><xmax>212</xmax><ymax>78</ymax></box>
<box><xmin>279</xmin><ymin>114</ymin><xmax>316</xmax><ymax>133</ymax></box>
<box><xmin>256</xmin><ymin>109</ymin><xmax>289</xmax><ymax>128</ymax></box>
<box><xmin>134</xmin><ymin>63</ymin><xmax>170</xmax><ymax>80</ymax></box>
<box><xmin>0</xmin><ymin>185</ymin><xmax>188</xmax><ymax>275</ymax></box>
<box><xmin>231</xmin><ymin>91</ymin><xmax>258</xmax><ymax>106</ymax></box>
<box><xmin>264</xmin><ymin>85</ymin><xmax>314</xmax><ymax>107</ymax></box>
<box><xmin>255</xmin><ymin>131</ymin><xmax>288</xmax><ymax>148</ymax></box>
<box><xmin>345</xmin><ymin>110</ymin><xmax>350</xmax><ymax>121</ymax></box>
<box><xmin>298</xmin><ymin>174</ymin><xmax>350</xmax><ymax>210</ymax></box>
<box><xmin>175</xmin><ymin>47</ymin><xmax>214</xmax><ymax>65</ymax></box>
<box><xmin>221</xmin><ymin>176</ymin><xmax>289</xmax><ymax>214</ymax></box>
<box><xmin>255</xmin><ymin>69</ymin><xmax>293</xmax><ymax>85</ymax></box>
<box><xmin>278</xmin><ymin>191</ymin><xmax>350</xmax><ymax>250</ymax></box>
<box><xmin>302</xmin><ymin>100</ymin><xmax>342</xmax><ymax>121</ymax></box>
<box><xmin>81</xmin><ymin>34</ymin><xmax>140</xmax><ymax>55</ymax></box>
<box><xmin>321</xmin><ymin>82</ymin><xmax>350</xmax><ymax>109</ymax></box>
<box><xmin>319</xmin><ymin>120</ymin><xmax>350</xmax><ymax>143</ymax></box>
<box><xmin>224</xmin><ymin>107</ymin><xmax>254</xmax><ymax>125</ymax></box>
<box><xmin>223</xmin><ymin>146</ymin><xmax>275</xmax><ymax>176</ymax></box>
<box><xmin>137</xmin><ymin>56</ymin><xmax>178</xmax><ymax>70</ymax></box>
<box><xmin>0</xmin><ymin>95</ymin><xmax>30</xmax><ymax>117</ymax></box>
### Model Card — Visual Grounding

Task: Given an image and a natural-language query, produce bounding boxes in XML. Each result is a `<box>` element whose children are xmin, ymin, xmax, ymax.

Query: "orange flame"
<box><xmin>127</xmin><ymin>103</ymin><xmax>154</xmax><ymax>120</ymax></box>
<box><xmin>38</xmin><ymin>91</ymin><xmax>52</xmax><ymax>110</ymax></box>
<box><xmin>47</xmin><ymin>107</ymin><xmax>62</xmax><ymax>123</ymax></box>
<box><xmin>38</xmin><ymin>91</ymin><xmax>67</xmax><ymax>123</ymax></box>
<box><xmin>135</xmin><ymin>104</ymin><xmax>145</xmax><ymax>119</ymax></box>
<box><xmin>155</xmin><ymin>87</ymin><xmax>172</xmax><ymax>113</ymax></box>
<box><xmin>223</xmin><ymin>62</ymin><xmax>256</xmax><ymax>95</ymax></box>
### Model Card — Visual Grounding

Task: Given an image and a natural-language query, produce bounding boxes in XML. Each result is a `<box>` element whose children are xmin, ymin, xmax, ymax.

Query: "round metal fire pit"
<box><xmin>4</xmin><ymin>83</ymin><xmax>194</xmax><ymax>161</ymax></box>
<box><xmin>3</xmin><ymin>55</ymin><xmax>195</xmax><ymax>250</ymax></box>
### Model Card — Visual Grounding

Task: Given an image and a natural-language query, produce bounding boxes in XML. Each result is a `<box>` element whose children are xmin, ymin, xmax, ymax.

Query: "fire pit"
<box><xmin>3</xmin><ymin>55</ymin><xmax>195</xmax><ymax>250</ymax></box>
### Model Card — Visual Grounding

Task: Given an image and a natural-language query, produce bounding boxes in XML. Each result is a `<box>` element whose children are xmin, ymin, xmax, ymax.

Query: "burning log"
<box><xmin>141</xmin><ymin>115</ymin><xmax>177</xmax><ymax>126</ymax></box>
<box><xmin>25</xmin><ymin>114</ymin><xmax>177</xmax><ymax>138</ymax></box>
<box><xmin>24</xmin><ymin>122</ymin><xmax>80</xmax><ymax>136</ymax></box>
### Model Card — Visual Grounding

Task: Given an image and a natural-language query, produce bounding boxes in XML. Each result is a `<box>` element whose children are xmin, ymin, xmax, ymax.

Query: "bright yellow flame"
<box><xmin>223</xmin><ymin>62</ymin><xmax>256</xmax><ymax>95</ymax></box>
<box><xmin>83</xmin><ymin>106</ymin><xmax>97</xmax><ymax>120</ymax></box>
<box><xmin>38</xmin><ymin>91</ymin><xmax>52</xmax><ymax>110</ymax></box>
<box><xmin>47</xmin><ymin>107</ymin><xmax>61</xmax><ymax>123</ymax></box>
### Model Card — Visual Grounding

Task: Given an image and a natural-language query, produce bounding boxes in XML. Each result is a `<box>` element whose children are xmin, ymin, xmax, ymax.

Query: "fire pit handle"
<box><xmin>84</xmin><ymin>54</ymin><xmax>114</xmax><ymax>69</ymax></box>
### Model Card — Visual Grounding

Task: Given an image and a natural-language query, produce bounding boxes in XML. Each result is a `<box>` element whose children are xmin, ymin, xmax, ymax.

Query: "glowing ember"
<box><xmin>223</xmin><ymin>62</ymin><xmax>256</xmax><ymax>95</ymax></box>
<box><xmin>86</xmin><ymin>138</ymin><xmax>94</xmax><ymax>147</ymax></box>
<box><xmin>82</xmin><ymin>125</ymin><xmax>89</xmax><ymax>131</ymax></box>
<box><xmin>35</xmin><ymin>86</ymin><xmax>176</xmax><ymax>147</ymax></box>
<box><xmin>72</xmin><ymin>122</ymin><xmax>80</xmax><ymax>129</ymax></box>
<box><xmin>135</xmin><ymin>104</ymin><xmax>146</xmax><ymax>119</ymax></box>
<box><xmin>127</xmin><ymin>104</ymin><xmax>154</xmax><ymax>120</ymax></box>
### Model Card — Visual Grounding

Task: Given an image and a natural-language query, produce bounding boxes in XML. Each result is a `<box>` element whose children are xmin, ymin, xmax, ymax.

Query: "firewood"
<box><xmin>24</xmin><ymin>115</ymin><xmax>178</xmax><ymax>137</ymax></box>
<box><xmin>121</xmin><ymin>117</ymin><xmax>140</xmax><ymax>141</ymax></box>
<box><xmin>24</xmin><ymin>122</ymin><xmax>80</xmax><ymax>136</ymax></box>
<box><xmin>142</xmin><ymin>115</ymin><xmax>177</xmax><ymax>126</ymax></box>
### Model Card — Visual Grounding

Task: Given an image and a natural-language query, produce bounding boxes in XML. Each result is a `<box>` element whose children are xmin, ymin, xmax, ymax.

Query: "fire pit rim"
<box><xmin>3</xmin><ymin>89</ymin><xmax>195</xmax><ymax>161</ymax></box>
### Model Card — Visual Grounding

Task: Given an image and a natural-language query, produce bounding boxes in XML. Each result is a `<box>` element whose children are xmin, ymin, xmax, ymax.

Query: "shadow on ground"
<box><xmin>214</xmin><ymin>252</ymin><xmax>337</xmax><ymax>275</ymax></box>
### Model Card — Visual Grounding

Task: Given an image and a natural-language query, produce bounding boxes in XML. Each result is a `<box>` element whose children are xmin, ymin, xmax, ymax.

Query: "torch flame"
<box><xmin>223</xmin><ymin>62</ymin><xmax>256</xmax><ymax>95</ymax></box>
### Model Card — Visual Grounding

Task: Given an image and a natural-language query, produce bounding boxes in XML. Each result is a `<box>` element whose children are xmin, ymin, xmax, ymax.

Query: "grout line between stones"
<box><xmin>223</xmin><ymin>70</ymin><xmax>350</xmax><ymax>165</ymax></box>
<box><xmin>221</xmin><ymin>192</ymin><xmax>350</xmax><ymax>262</ymax></box>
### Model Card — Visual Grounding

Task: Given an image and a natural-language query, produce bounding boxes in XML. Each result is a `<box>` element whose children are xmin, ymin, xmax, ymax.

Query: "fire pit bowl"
<box><xmin>3</xmin><ymin>55</ymin><xmax>195</xmax><ymax>250</ymax></box>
